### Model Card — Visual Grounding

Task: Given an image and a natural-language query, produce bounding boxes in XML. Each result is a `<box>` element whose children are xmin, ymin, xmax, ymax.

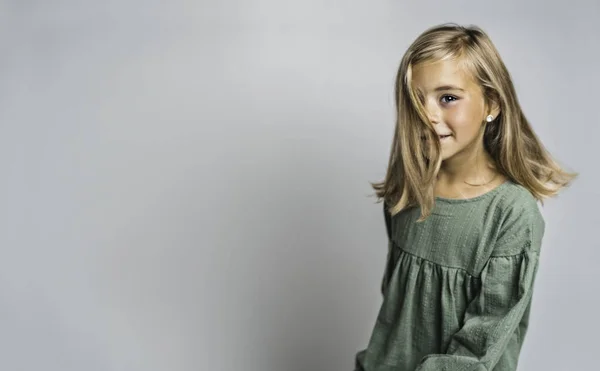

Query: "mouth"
<box><xmin>421</xmin><ymin>134</ymin><xmax>453</xmax><ymax>141</ymax></box>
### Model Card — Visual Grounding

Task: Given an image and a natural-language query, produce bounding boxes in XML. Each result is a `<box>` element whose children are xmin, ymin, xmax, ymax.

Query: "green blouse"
<box><xmin>354</xmin><ymin>180</ymin><xmax>545</xmax><ymax>371</ymax></box>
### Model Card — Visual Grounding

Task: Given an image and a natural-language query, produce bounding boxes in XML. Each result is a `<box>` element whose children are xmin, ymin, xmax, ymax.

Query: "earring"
<box><xmin>486</xmin><ymin>115</ymin><xmax>494</xmax><ymax>122</ymax></box>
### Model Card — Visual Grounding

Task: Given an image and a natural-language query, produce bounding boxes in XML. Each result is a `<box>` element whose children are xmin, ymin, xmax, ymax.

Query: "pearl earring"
<box><xmin>485</xmin><ymin>115</ymin><xmax>494</xmax><ymax>122</ymax></box>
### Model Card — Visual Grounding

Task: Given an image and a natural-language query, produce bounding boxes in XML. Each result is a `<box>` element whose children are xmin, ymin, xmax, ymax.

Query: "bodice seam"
<box><xmin>392</xmin><ymin>241</ymin><xmax>481</xmax><ymax>278</ymax></box>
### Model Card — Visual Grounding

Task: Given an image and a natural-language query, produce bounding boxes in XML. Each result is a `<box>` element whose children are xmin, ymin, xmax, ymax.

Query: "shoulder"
<box><xmin>495</xmin><ymin>181</ymin><xmax>543</xmax><ymax>220</ymax></box>
<box><xmin>491</xmin><ymin>181</ymin><xmax>545</xmax><ymax>256</ymax></box>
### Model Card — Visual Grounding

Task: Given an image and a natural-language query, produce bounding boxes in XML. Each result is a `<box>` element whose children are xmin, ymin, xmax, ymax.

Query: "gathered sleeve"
<box><xmin>381</xmin><ymin>202</ymin><xmax>394</xmax><ymax>296</ymax></box>
<box><xmin>414</xmin><ymin>199</ymin><xmax>545</xmax><ymax>371</ymax></box>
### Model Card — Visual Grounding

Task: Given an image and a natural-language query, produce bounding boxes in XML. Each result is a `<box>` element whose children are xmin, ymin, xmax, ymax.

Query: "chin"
<box><xmin>440</xmin><ymin>148</ymin><xmax>458</xmax><ymax>162</ymax></box>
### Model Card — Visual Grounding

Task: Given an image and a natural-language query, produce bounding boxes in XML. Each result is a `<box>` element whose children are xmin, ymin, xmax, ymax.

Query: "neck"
<box><xmin>438</xmin><ymin>144</ymin><xmax>497</xmax><ymax>186</ymax></box>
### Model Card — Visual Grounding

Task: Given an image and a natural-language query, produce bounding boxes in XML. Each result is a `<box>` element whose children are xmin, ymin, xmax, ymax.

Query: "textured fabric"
<box><xmin>354</xmin><ymin>180</ymin><xmax>545</xmax><ymax>371</ymax></box>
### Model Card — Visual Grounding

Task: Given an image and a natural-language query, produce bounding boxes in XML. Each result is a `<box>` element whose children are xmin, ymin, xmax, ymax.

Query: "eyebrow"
<box><xmin>416</xmin><ymin>85</ymin><xmax>466</xmax><ymax>95</ymax></box>
<box><xmin>432</xmin><ymin>85</ymin><xmax>465</xmax><ymax>92</ymax></box>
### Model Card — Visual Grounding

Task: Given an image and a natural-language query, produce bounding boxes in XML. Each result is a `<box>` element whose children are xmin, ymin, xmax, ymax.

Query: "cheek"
<box><xmin>445</xmin><ymin>108</ymin><xmax>480</xmax><ymax>134</ymax></box>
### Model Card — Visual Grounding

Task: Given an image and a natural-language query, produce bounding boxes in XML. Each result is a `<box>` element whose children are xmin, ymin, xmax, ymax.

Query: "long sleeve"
<box><xmin>414</xmin><ymin>200</ymin><xmax>545</xmax><ymax>371</ymax></box>
<box><xmin>381</xmin><ymin>202</ymin><xmax>394</xmax><ymax>296</ymax></box>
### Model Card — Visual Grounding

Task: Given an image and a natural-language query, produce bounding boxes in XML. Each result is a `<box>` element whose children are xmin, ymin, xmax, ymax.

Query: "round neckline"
<box><xmin>434</xmin><ymin>179</ymin><xmax>512</xmax><ymax>204</ymax></box>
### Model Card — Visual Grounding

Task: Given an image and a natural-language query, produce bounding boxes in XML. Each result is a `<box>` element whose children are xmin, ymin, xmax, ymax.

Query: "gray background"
<box><xmin>1</xmin><ymin>1</ymin><xmax>597</xmax><ymax>370</ymax></box>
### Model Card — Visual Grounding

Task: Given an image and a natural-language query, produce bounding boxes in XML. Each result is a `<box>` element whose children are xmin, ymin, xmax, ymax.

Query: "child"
<box><xmin>354</xmin><ymin>23</ymin><xmax>577</xmax><ymax>371</ymax></box>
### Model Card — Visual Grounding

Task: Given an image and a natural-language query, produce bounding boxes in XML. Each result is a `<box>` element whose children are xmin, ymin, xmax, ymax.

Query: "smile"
<box><xmin>421</xmin><ymin>134</ymin><xmax>453</xmax><ymax>141</ymax></box>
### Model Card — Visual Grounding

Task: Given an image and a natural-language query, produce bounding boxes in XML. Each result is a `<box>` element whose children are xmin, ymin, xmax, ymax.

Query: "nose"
<box><xmin>424</xmin><ymin>99</ymin><xmax>441</xmax><ymax>124</ymax></box>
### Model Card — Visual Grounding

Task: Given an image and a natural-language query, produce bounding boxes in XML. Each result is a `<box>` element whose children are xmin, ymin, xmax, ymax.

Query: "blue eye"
<box><xmin>441</xmin><ymin>95</ymin><xmax>458</xmax><ymax>104</ymax></box>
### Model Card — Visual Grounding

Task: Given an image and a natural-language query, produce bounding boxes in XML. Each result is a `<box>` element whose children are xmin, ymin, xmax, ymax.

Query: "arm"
<box><xmin>414</xmin><ymin>200</ymin><xmax>545</xmax><ymax>371</ymax></box>
<box><xmin>381</xmin><ymin>202</ymin><xmax>394</xmax><ymax>296</ymax></box>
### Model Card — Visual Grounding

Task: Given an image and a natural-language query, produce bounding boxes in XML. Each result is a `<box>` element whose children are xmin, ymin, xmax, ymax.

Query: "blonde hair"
<box><xmin>370</xmin><ymin>23</ymin><xmax>577</xmax><ymax>222</ymax></box>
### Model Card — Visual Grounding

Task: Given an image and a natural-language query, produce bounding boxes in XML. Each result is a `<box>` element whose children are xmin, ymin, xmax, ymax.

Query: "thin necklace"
<box><xmin>450</xmin><ymin>173</ymin><xmax>500</xmax><ymax>199</ymax></box>
<box><xmin>463</xmin><ymin>172</ymin><xmax>499</xmax><ymax>186</ymax></box>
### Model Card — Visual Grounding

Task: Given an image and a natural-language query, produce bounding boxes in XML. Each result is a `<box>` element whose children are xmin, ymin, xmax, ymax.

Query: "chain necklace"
<box><xmin>463</xmin><ymin>171</ymin><xmax>499</xmax><ymax>186</ymax></box>
<box><xmin>452</xmin><ymin>172</ymin><xmax>500</xmax><ymax>199</ymax></box>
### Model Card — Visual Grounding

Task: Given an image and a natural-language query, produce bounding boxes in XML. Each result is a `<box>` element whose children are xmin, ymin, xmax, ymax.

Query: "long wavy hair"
<box><xmin>370</xmin><ymin>23</ymin><xmax>577</xmax><ymax>222</ymax></box>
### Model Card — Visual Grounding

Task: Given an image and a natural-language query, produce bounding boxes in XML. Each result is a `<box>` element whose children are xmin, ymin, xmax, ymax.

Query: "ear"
<box><xmin>486</xmin><ymin>98</ymin><xmax>501</xmax><ymax>121</ymax></box>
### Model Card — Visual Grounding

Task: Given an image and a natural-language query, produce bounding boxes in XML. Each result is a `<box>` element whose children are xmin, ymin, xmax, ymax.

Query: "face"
<box><xmin>411</xmin><ymin>58</ymin><xmax>497</xmax><ymax>164</ymax></box>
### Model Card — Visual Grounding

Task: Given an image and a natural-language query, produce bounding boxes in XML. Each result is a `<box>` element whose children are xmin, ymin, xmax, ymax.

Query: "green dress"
<box><xmin>354</xmin><ymin>180</ymin><xmax>545</xmax><ymax>371</ymax></box>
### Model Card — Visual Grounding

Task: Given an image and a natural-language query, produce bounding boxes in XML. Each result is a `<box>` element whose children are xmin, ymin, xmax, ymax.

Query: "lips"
<box><xmin>421</xmin><ymin>134</ymin><xmax>453</xmax><ymax>140</ymax></box>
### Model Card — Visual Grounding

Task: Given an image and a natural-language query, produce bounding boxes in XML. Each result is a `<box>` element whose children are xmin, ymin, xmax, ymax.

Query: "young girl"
<box><xmin>354</xmin><ymin>24</ymin><xmax>577</xmax><ymax>371</ymax></box>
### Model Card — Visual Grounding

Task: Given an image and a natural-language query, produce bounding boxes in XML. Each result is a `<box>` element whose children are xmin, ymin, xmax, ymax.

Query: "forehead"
<box><xmin>411</xmin><ymin>58</ymin><xmax>478</xmax><ymax>93</ymax></box>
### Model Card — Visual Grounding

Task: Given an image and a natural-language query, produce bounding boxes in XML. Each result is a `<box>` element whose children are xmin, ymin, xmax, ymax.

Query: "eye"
<box><xmin>440</xmin><ymin>95</ymin><xmax>458</xmax><ymax>104</ymax></box>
